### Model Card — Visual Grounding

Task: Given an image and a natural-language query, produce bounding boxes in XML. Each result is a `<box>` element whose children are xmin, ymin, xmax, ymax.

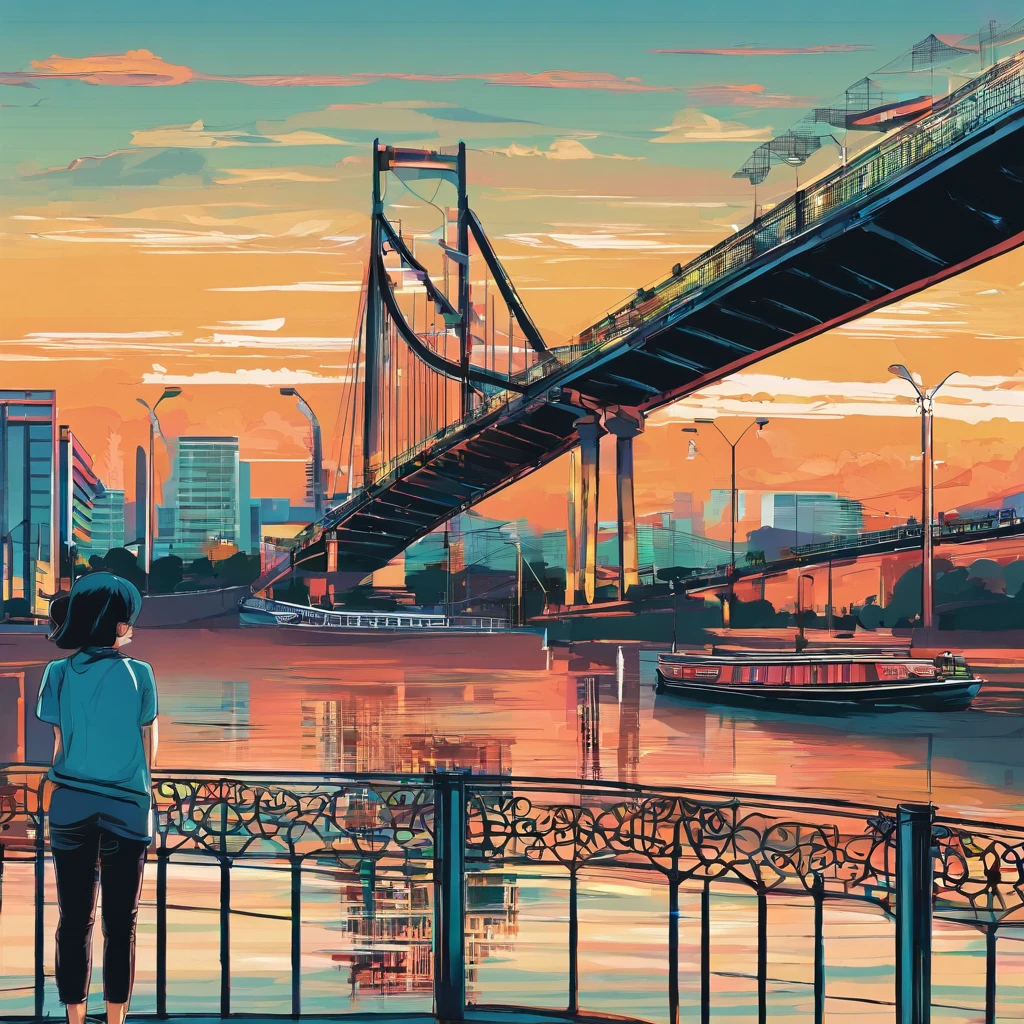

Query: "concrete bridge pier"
<box><xmin>574</xmin><ymin>416</ymin><xmax>605</xmax><ymax>604</ymax></box>
<box><xmin>604</xmin><ymin>407</ymin><xmax>644</xmax><ymax>600</ymax></box>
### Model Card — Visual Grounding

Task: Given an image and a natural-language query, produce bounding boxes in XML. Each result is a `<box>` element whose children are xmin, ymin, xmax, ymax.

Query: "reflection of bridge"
<box><xmin>255</xmin><ymin>49</ymin><xmax>1024</xmax><ymax>604</ymax></box>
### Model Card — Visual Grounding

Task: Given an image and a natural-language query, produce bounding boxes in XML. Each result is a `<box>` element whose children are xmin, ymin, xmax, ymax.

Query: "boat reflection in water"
<box><xmin>656</xmin><ymin>649</ymin><xmax>983</xmax><ymax>711</ymax></box>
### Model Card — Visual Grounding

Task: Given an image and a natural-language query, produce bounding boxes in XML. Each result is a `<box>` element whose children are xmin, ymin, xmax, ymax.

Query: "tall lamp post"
<box><xmin>136</xmin><ymin>387</ymin><xmax>182</xmax><ymax>591</ymax></box>
<box><xmin>691</xmin><ymin>417</ymin><xmax>769</xmax><ymax>595</ymax></box>
<box><xmin>281</xmin><ymin>387</ymin><xmax>325</xmax><ymax>520</ymax></box>
<box><xmin>888</xmin><ymin>365</ymin><xmax>960</xmax><ymax>630</ymax></box>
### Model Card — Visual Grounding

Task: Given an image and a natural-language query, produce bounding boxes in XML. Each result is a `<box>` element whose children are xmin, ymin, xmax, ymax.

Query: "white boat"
<box><xmin>239</xmin><ymin>595</ymin><xmax>511</xmax><ymax>634</ymax></box>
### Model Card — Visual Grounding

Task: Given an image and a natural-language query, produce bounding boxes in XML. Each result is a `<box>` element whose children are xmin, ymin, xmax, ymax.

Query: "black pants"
<box><xmin>51</xmin><ymin>821</ymin><xmax>148</xmax><ymax>1005</ymax></box>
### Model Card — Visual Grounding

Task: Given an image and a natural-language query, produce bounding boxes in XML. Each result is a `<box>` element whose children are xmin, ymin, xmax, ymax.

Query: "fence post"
<box><xmin>433</xmin><ymin>769</ymin><xmax>468</xmax><ymax>1021</ymax></box>
<box><xmin>896</xmin><ymin>803</ymin><xmax>934</xmax><ymax>1024</ymax></box>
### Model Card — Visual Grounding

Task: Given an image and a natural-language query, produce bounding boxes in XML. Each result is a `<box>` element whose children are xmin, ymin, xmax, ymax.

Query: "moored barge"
<box><xmin>656</xmin><ymin>649</ymin><xmax>983</xmax><ymax>711</ymax></box>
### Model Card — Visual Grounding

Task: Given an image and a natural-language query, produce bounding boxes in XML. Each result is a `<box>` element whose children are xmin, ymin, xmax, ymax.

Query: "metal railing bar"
<box><xmin>700</xmin><ymin>880</ymin><xmax>711</xmax><ymax>1024</ymax></box>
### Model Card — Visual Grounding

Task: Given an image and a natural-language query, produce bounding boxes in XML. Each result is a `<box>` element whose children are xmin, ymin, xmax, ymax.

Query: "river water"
<box><xmin>2</xmin><ymin>628</ymin><xmax>1023</xmax><ymax>1021</ymax></box>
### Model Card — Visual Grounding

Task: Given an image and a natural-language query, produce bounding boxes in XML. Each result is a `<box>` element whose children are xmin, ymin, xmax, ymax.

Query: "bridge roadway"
<box><xmin>259</xmin><ymin>52</ymin><xmax>1024</xmax><ymax>591</ymax></box>
<box><xmin>676</xmin><ymin>515</ymin><xmax>1024</xmax><ymax>597</ymax></box>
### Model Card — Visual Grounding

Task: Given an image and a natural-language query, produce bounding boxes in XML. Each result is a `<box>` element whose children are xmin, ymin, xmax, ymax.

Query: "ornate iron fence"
<box><xmin>1</xmin><ymin>767</ymin><xmax>1022</xmax><ymax>1023</ymax></box>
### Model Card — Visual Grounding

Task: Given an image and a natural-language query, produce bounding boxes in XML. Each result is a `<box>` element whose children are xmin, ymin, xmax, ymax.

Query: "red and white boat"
<box><xmin>655</xmin><ymin>649</ymin><xmax>983</xmax><ymax>711</ymax></box>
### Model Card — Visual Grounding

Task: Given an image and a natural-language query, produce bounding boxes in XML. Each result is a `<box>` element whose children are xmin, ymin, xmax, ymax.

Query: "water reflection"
<box><xmin>4</xmin><ymin>629</ymin><xmax>1024</xmax><ymax>819</ymax></box>
<box><xmin>4</xmin><ymin>625</ymin><xmax>1024</xmax><ymax>1019</ymax></box>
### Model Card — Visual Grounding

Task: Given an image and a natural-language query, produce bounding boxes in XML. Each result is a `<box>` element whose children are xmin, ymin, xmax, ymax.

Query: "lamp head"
<box><xmin>280</xmin><ymin>387</ymin><xmax>297</xmax><ymax>397</ymax></box>
<box><xmin>888</xmin><ymin>364</ymin><xmax>914</xmax><ymax>384</ymax></box>
<box><xmin>161</xmin><ymin>387</ymin><xmax>183</xmax><ymax>399</ymax></box>
<box><xmin>755</xmin><ymin>417</ymin><xmax>769</xmax><ymax>428</ymax></box>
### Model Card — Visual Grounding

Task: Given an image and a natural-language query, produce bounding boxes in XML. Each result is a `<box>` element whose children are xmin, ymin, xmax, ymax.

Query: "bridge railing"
<box><xmin>512</xmin><ymin>48</ymin><xmax>1024</xmax><ymax>385</ymax></box>
<box><xmin>240</xmin><ymin>595</ymin><xmax>510</xmax><ymax>631</ymax></box>
<box><xmin>2</xmin><ymin>766</ymin><xmax>1022</xmax><ymax>1022</ymax></box>
<box><xmin>263</xmin><ymin>49</ymin><xmax>1024</xmax><ymax>566</ymax></box>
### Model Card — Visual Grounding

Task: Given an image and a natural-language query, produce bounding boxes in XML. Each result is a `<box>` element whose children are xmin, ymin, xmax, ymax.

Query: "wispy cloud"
<box><xmin>652</xmin><ymin>110</ymin><xmax>773</xmax><ymax>144</ymax></box>
<box><xmin>651</xmin><ymin>44</ymin><xmax>870</xmax><ymax>56</ymax></box>
<box><xmin>142</xmin><ymin>367</ymin><xmax>353</xmax><ymax>385</ymax></box>
<box><xmin>3</xmin><ymin>49</ymin><xmax>671</xmax><ymax>93</ymax></box>
<box><xmin>364</xmin><ymin>70</ymin><xmax>673</xmax><ymax>93</ymax></box>
<box><xmin>685</xmin><ymin>84</ymin><xmax>818</xmax><ymax>108</ymax></box>
<box><xmin>664</xmin><ymin>372</ymin><xmax>1024</xmax><ymax>426</ymax></box>
<box><xmin>485</xmin><ymin>139</ymin><xmax>642</xmax><ymax>161</ymax></box>
<box><xmin>504</xmin><ymin>230</ymin><xmax>705</xmax><ymax>252</ymax></box>
<box><xmin>207</xmin><ymin>280</ymin><xmax>364</xmax><ymax>293</ymax></box>
<box><xmin>130</xmin><ymin>119</ymin><xmax>352</xmax><ymax>149</ymax></box>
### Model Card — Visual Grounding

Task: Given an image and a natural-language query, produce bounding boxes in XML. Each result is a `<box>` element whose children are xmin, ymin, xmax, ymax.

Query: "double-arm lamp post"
<box><xmin>280</xmin><ymin>388</ymin><xmax>324</xmax><ymax>520</ymax></box>
<box><xmin>888</xmin><ymin>365</ymin><xmax>959</xmax><ymax>630</ymax></box>
<box><xmin>136</xmin><ymin>387</ymin><xmax>182</xmax><ymax>590</ymax></box>
<box><xmin>690</xmin><ymin>417</ymin><xmax>769</xmax><ymax>591</ymax></box>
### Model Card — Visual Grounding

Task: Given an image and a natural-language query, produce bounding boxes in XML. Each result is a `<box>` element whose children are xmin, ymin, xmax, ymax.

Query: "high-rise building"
<box><xmin>238</xmin><ymin>461</ymin><xmax>256</xmax><ymax>555</ymax></box>
<box><xmin>704</xmin><ymin>489</ymin><xmax>747</xmax><ymax>528</ymax></box>
<box><xmin>58</xmin><ymin>425</ymin><xmax>101</xmax><ymax>582</ymax></box>
<box><xmin>1</xmin><ymin>391</ymin><xmax>58</xmax><ymax>614</ymax></box>
<box><xmin>88</xmin><ymin>488</ymin><xmax>125</xmax><ymax>559</ymax></box>
<box><xmin>761</xmin><ymin>493</ymin><xmax>864</xmax><ymax>539</ymax></box>
<box><xmin>172</xmin><ymin>437</ymin><xmax>241</xmax><ymax>560</ymax></box>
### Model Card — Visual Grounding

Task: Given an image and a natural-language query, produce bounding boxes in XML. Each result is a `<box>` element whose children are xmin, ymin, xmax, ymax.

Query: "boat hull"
<box><xmin>654</xmin><ymin>670</ymin><xmax>983</xmax><ymax>712</ymax></box>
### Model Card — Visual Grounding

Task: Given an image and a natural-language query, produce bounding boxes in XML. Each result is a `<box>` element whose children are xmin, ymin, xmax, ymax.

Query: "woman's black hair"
<box><xmin>49</xmin><ymin>572</ymin><xmax>143</xmax><ymax>649</ymax></box>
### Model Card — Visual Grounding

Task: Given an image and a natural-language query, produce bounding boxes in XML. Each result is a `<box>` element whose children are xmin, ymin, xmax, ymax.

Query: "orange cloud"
<box><xmin>364</xmin><ymin>70</ymin><xmax>674</xmax><ymax>93</ymax></box>
<box><xmin>686</xmin><ymin>83</ymin><xmax>818</xmax><ymax>107</ymax></box>
<box><xmin>3</xmin><ymin>50</ymin><xmax>671</xmax><ymax>92</ymax></box>
<box><xmin>652</xmin><ymin>44</ymin><xmax>870</xmax><ymax>56</ymax></box>
<box><xmin>27</xmin><ymin>48</ymin><xmax>194</xmax><ymax>85</ymax></box>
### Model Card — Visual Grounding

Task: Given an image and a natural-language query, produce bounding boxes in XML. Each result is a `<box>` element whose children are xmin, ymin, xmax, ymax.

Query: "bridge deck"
<box><xmin>257</xmin><ymin>52</ymin><xmax>1024</xmax><ymax>589</ymax></box>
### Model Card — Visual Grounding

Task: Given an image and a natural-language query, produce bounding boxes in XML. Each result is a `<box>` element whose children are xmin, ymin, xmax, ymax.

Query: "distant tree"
<box><xmin>217</xmin><ymin>552</ymin><xmax>260</xmax><ymax>587</ymax></box>
<box><xmin>407</xmin><ymin>563</ymin><xmax>448</xmax><ymax>607</ymax></box>
<box><xmin>2</xmin><ymin>597</ymin><xmax>32</xmax><ymax>620</ymax></box>
<box><xmin>186</xmin><ymin>556</ymin><xmax>216</xmax><ymax>580</ymax></box>
<box><xmin>149</xmin><ymin>555</ymin><xmax>184</xmax><ymax>594</ymax></box>
<box><xmin>98</xmin><ymin>547</ymin><xmax>146</xmax><ymax>590</ymax></box>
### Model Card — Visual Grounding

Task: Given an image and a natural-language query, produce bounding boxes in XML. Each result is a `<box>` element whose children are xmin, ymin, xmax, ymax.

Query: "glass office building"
<box><xmin>173</xmin><ymin>436</ymin><xmax>241</xmax><ymax>560</ymax></box>
<box><xmin>87</xmin><ymin>488</ymin><xmax>126</xmax><ymax>560</ymax></box>
<box><xmin>0</xmin><ymin>391</ymin><xmax>57</xmax><ymax>615</ymax></box>
<box><xmin>58</xmin><ymin>425</ymin><xmax>101</xmax><ymax>582</ymax></box>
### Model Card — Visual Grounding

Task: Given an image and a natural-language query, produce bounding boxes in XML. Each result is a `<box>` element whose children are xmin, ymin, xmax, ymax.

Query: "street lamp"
<box><xmin>690</xmin><ymin>417</ymin><xmax>769</xmax><ymax>597</ymax></box>
<box><xmin>888</xmin><ymin>364</ymin><xmax>960</xmax><ymax>630</ymax></box>
<box><xmin>136</xmin><ymin>387</ymin><xmax>182</xmax><ymax>590</ymax></box>
<box><xmin>794</xmin><ymin>573</ymin><xmax>811</xmax><ymax>651</ymax></box>
<box><xmin>501</xmin><ymin>525</ymin><xmax>548</xmax><ymax>624</ymax></box>
<box><xmin>281</xmin><ymin>388</ymin><xmax>325</xmax><ymax>520</ymax></box>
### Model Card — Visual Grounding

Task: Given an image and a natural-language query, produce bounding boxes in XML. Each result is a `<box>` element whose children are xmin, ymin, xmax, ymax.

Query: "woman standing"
<box><xmin>36</xmin><ymin>572</ymin><xmax>159</xmax><ymax>1024</ymax></box>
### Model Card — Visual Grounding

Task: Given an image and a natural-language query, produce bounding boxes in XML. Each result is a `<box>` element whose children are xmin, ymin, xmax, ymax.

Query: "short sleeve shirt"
<box><xmin>36</xmin><ymin>647</ymin><xmax>158</xmax><ymax>840</ymax></box>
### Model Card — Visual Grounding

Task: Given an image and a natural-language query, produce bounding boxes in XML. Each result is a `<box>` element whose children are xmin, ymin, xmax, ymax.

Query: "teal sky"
<box><xmin>3</xmin><ymin>1</ymin><xmax>1020</xmax><ymax>177</ymax></box>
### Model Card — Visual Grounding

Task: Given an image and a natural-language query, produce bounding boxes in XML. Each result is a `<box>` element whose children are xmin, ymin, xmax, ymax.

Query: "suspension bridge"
<box><xmin>254</xmin><ymin>47</ymin><xmax>1024</xmax><ymax>605</ymax></box>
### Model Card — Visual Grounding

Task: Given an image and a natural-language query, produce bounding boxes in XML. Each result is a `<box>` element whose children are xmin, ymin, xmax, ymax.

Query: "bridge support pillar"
<box><xmin>575</xmin><ymin>416</ymin><xmax>605</xmax><ymax>604</ymax></box>
<box><xmin>604</xmin><ymin>408</ymin><xmax>644</xmax><ymax>600</ymax></box>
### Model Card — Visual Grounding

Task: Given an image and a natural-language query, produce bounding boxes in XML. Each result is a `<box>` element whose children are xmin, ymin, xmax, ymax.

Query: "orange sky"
<box><xmin>4</xmin><ymin>26</ymin><xmax>1024</xmax><ymax>536</ymax></box>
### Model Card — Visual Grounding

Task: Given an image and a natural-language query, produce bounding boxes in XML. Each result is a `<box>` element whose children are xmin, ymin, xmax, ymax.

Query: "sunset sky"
<box><xmin>3</xmin><ymin>0</ymin><xmax>1024</xmax><ymax>541</ymax></box>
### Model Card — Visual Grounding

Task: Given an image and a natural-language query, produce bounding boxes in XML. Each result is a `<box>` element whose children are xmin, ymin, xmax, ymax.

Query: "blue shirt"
<box><xmin>36</xmin><ymin>647</ymin><xmax>158</xmax><ymax>841</ymax></box>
